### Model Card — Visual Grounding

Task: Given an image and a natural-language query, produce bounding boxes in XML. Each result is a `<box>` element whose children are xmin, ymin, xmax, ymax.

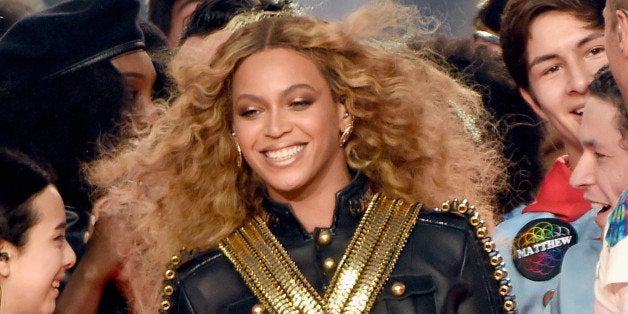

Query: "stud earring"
<box><xmin>0</xmin><ymin>252</ymin><xmax>9</xmax><ymax>261</ymax></box>
<box><xmin>231</xmin><ymin>132</ymin><xmax>242</xmax><ymax>168</ymax></box>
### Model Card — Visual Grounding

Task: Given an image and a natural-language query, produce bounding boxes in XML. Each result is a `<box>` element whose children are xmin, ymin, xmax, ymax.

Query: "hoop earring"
<box><xmin>231</xmin><ymin>132</ymin><xmax>242</xmax><ymax>168</ymax></box>
<box><xmin>340</xmin><ymin>120</ymin><xmax>353</xmax><ymax>146</ymax></box>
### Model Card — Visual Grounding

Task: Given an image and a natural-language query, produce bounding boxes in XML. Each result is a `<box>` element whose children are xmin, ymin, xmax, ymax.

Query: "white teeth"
<box><xmin>265</xmin><ymin>145</ymin><xmax>304</xmax><ymax>161</ymax></box>
<box><xmin>52</xmin><ymin>281</ymin><xmax>60</xmax><ymax>289</ymax></box>
<box><xmin>575</xmin><ymin>108</ymin><xmax>584</xmax><ymax>115</ymax></box>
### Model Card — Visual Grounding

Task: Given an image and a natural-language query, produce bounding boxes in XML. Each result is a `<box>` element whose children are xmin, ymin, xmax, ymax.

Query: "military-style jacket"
<box><xmin>164</xmin><ymin>174</ymin><xmax>514</xmax><ymax>313</ymax></box>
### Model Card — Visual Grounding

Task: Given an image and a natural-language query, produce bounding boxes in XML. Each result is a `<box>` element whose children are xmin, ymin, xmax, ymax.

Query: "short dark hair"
<box><xmin>181</xmin><ymin>0</ymin><xmax>253</xmax><ymax>39</ymax></box>
<box><xmin>473</xmin><ymin>0</ymin><xmax>508</xmax><ymax>34</ymax></box>
<box><xmin>0</xmin><ymin>148</ymin><xmax>54</xmax><ymax>247</ymax></box>
<box><xmin>589</xmin><ymin>65</ymin><xmax>628</xmax><ymax>144</ymax></box>
<box><xmin>500</xmin><ymin>0</ymin><xmax>604</xmax><ymax>91</ymax></box>
<box><xmin>148</xmin><ymin>0</ymin><xmax>176</xmax><ymax>34</ymax></box>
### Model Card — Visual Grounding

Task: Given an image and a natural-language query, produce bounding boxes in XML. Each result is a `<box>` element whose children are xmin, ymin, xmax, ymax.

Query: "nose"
<box><xmin>567</xmin><ymin>63</ymin><xmax>593</xmax><ymax>94</ymax></box>
<box><xmin>569</xmin><ymin>153</ymin><xmax>596</xmax><ymax>189</ymax></box>
<box><xmin>62</xmin><ymin>239</ymin><xmax>77</xmax><ymax>269</ymax></box>
<box><xmin>264</xmin><ymin>108</ymin><xmax>292</xmax><ymax>138</ymax></box>
<box><xmin>135</xmin><ymin>96</ymin><xmax>158</xmax><ymax>126</ymax></box>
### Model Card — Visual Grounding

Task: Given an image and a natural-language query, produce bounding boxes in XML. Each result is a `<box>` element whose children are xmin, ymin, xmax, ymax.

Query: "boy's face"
<box><xmin>570</xmin><ymin>96</ymin><xmax>628</xmax><ymax>209</ymax></box>
<box><xmin>520</xmin><ymin>10</ymin><xmax>607</xmax><ymax>156</ymax></box>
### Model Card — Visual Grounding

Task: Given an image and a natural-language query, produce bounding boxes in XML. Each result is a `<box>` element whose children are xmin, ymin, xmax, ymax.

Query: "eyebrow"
<box><xmin>55</xmin><ymin>221</ymin><xmax>67</xmax><ymax>230</ymax></box>
<box><xmin>528</xmin><ymin>31</ymin><xmax>604</xmax><ymax>69</ymax></box>
<box><xmin>234</xmin><ymin>84</ymin><xmax>317</xmax><ymax>103</ymax></box>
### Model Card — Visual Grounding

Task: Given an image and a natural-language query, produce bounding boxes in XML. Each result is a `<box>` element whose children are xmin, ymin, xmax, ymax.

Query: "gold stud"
<box><xmin>163</xmin><ymin>285</ymin><xmax>174</xmax><ymax>296</ymax></box>
<box><xmin>165</xmin><ymin>269</ymin><xmax>175</xmax><ymax>280</ymax></box>
<box><xmin>499</xmin><ymin>284</ymin><xmax>511</xmax><ymax>296</ymax></box>
<box><xmin>161</xmin><ymin>300</ymin><xmax>171</xmax><ymax>311</ymax></box>
<box><xmin>476</xmin><ymin>227</ymin><xmax>487</xmax><ymax>238</ymax></box>
<box><xmin>317</xmin><ymin>230</ymin><xmax>333</xmax><ymax>246</ymax></box>
<box><xmin>483</xmin><ymin>240</ymin><xmax>495</xmax><ymax>252</ymax></box>
<box><xmin>493</xmin><ymin>269</ymin><xmax>506</xmax><ymax>281</ymax></box>
<box><xmin>469</xmin><ymin>213</ymin><xmax>480</xmax><ymax>226</ymax></box>
<box><xmin>457</xmin><ymin>201</ymin><xmax>468</xmax><ymax>213</ymax></box>
<box><xmin>252</xmin><ymin>303</ymin><xmax>265</xmax><ymax>314</ymax></box>
<box><xmin>171</xmin><ymin>255</ymin><xmax>180</xmax><ymax>266</ymax></box>
<box><xmin>504</xmin><ymin>299</ymin><xmax>516</xmax><ymax>311</ymax></box>
<box><xmin>441</xmin><ymin>201</ymin><xmax>450</xmax><ymax>211</ymax></box>
<box><xmin>323</xmin><ymin>257</ymin><xmax>337</xmax><ymax>271</ymax></box>
<box><xmin>390</xmin><ymin>281</ymin><xmax>406</xmax><ymax>296</ymax></box>
<box><xmin>490</xmin><ymin>254</ymin><xmax>502</xmax><ymax>266</ymax></box>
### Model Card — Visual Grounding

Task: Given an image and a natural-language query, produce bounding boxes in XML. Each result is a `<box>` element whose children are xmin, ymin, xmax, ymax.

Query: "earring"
<box><xmin>231</xmin><ymin>132</ymin><xmax>242</xmax><ymax>168</ymax></box>
<box><xmin>0</xmin><ymin>252</ymin><xmax>9</xmax><ymax>261</ymax></box>
<box><xmin>340</xmin><ymin>120</ymin><xmax>354</xmax><ymax>146</ymax></box>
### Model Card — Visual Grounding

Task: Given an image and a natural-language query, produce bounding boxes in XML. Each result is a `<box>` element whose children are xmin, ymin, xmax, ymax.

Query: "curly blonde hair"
<box><xmin>88</xmin><ymin>1</ymin><xmax>505</xmax><ymax>311</ymax></box>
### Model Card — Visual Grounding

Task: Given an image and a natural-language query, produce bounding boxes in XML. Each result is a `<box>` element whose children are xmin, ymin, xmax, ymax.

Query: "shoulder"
<box><xmin>166</xmin><ymin>248</ymin><xmax>254</xmax><ymax>313</ymax></box>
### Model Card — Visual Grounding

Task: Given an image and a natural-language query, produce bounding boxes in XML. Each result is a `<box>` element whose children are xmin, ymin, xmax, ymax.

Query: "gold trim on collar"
<box><xmin>219</xmin><ymin>193</ymin><xmax>421</xmax><ymax>313</ymax></box>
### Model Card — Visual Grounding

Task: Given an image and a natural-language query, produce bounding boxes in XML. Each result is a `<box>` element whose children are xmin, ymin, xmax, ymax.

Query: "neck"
<box><xmin>269</xmin><ymin>167</ymin><xmax>351</xmax><ymax>233</ymax></box>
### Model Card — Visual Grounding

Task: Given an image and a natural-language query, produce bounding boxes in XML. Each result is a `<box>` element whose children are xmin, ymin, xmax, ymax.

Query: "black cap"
<box><xmin>0</xmin><ymin>0</ymin><xmax>145</xmax><ymax>86</ymax></box>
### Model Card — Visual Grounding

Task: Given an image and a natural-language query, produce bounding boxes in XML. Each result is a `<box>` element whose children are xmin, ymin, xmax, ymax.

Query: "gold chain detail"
<box><xmin>219</xmin><ymin>193</ymin><xmax>421</xmax><ymax>313</ymax></box>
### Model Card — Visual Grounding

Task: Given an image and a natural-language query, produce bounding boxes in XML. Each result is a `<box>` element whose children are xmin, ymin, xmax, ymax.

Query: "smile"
<box><xmin>265</xmin><ymin>144</ymin><xmax>305</xmax><ymax>161</ymax></box>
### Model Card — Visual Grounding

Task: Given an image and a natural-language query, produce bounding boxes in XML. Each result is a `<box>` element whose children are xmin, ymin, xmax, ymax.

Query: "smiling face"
<box><xmin>0</xmin><ymin>185</ymin><xmax>76</xmax><ymax>314</ymax></box>
<box><xmin>231</xmin><ymin>48</ymin><xmax>351</xmax><ymax>203</ymax></box>
<box><xmin>520</xmin><ymin>10</ymin><xmax>607</xmax><ymax>160</ymax></box>
<box><xmin>570</xmin><ymin>96</ymin><xmax>628</xmax><ymax>209</ymax></box>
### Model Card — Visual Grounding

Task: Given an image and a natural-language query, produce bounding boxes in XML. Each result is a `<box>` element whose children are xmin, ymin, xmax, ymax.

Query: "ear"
<box><xmin>617</xmin><ymin>9</ymin><xmax>628</xmax><ymax>57</ymax></box>
<box><xmin>519</xmin><ymin>87</ymin><xmax>548</xmax><ymax>120</ymax></box>
<box><xmin>337</xmin><ymin>102</ymin><xmax>351</xmax><ymax>131</ymax></box>
<box><xmin>0</xmin><ymin>241</ymin><xmax>15</xmax><ymax>278</ymax></box>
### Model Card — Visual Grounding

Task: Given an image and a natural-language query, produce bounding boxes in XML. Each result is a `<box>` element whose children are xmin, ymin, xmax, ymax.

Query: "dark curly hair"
<box><xmin>0</xmin><ymin>148</ymin><xmax>54</xmax><ymax>247</ymax></box>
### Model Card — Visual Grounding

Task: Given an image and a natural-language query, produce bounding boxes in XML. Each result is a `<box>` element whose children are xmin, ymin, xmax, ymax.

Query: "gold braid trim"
<box><xmin>219</xmin><ymin>193</ymin><xmax>421</xmax><ymax>313</ymax></box>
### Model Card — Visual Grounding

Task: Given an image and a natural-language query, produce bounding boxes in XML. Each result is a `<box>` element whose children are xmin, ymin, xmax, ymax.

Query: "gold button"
<box><xmin>391</xmin><ymin>281</ymin><xmax>406</xmax><ymax>296</ymax></box>
<box><xmin>163</xmin><ymin>285</ymin><xmax>174</xmax><ymax>296</ymax></box>
<box><xmin>161</xmin><ymin>300</ymin><xmax>171</xmax><ymax>311</ymax></box>
<box><xmin>323</xmin><ymin>257</ymin><xmax>336</xmax><ymax>271</ymax></box>
<box><xmin>317</xmin><ymin>230</ymin><xmax>333</xmax><ymax>246</ymax></box>
<box><xmin>165</xmin><ymin>269</ymin><xmax>175</xmax><ymax>280</ymax></box>
<box><xmin>252</xmin><ymin>303</ymin><xmax>264</xmax><ymax>314</ymax></box>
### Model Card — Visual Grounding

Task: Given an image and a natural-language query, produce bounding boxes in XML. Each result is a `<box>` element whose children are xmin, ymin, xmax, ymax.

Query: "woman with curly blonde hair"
<box><xmin>88</xmin><ymin>2</ymin><xmax>515</xmax><ymax>312</ymax></box>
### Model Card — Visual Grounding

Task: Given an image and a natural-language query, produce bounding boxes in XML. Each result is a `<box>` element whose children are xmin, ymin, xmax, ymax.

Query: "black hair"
<box><xmin>0</xmin><ymin>60</ymin><xmax>132</xmax><ymax>214</ymax></box>
<box><xmin>0</xmin><ymin>148</ymin><xmax>54</xmax><ymax>247</ymax></box>
<box><xmin>181</xmin><ymin>0</ymin><xmax>253</xmax><ymax>39</ymax></box>
<box><xmin>473</xmin><ymin>0</ymin><xmax>508</xmax><ymax>34</ymax></box>
<box><xmin>589</xmin><ymin>65</ymin><xmax>628</xmax><ymax>143</ymax></box>
<box><xmin>181</xmin><ymin>0</ymin><xmax>292</xmax><ymax>40</ymax></box>
<box><xmin>148</xmin><ymin>0</ymin><xmax>176</xmax><ymax>35</ymax></box>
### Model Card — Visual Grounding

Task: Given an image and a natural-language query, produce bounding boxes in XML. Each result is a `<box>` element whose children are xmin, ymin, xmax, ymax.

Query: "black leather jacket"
<box><xmin>165</xmin><ymin>174</ymin><xmax>512</xmax><ymax>313</ymax></box>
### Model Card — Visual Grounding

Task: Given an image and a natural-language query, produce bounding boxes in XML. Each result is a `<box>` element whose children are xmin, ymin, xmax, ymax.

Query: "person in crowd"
<box><xmin>494</xmin><ymin>0</ymin><xmax>607</xmax><ymax>312</ymax></box>
<box><xmin>472</xmin><ymin>0</ymin><xmax>564</xmax><ymax>173</ymax></box>
<box><xmin>0</xmin><ymin>0</ymin><xmax>159</xmax><ymax>312</ymax></box>
<box><xmin>603</xmin><ymin>0</ymin><xmax>628</xmax><ymax>108</ymax></box>
<box><xmin>87</xmin><ymin>2</ymin><xmax>516</xmax><ymax>312</ymax></box>
<box><xmin>570</xmin><ymin>66</ymin><xmax>628</xmax><ymax>314</ymax></box>
<box><xmin>0</xmin><ymin>148</ymin><xmax>76</xmax><ymax>314</ymax></box>
<box><xmin>148</xmin><ymin>0</ymin><xmax>202</xmax><ymax>46</ymax></box>
<box><xmin>410</xmin><ymin>35</ymin><xmax>544</xmax><ymax>218</ymax></box>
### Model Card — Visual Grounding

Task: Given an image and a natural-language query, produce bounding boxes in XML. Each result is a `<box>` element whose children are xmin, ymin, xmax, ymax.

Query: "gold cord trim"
<box><xmin>219</xmin><ymin>193</ymin><xmax>421</xmax><ymax>313</ymax></box>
